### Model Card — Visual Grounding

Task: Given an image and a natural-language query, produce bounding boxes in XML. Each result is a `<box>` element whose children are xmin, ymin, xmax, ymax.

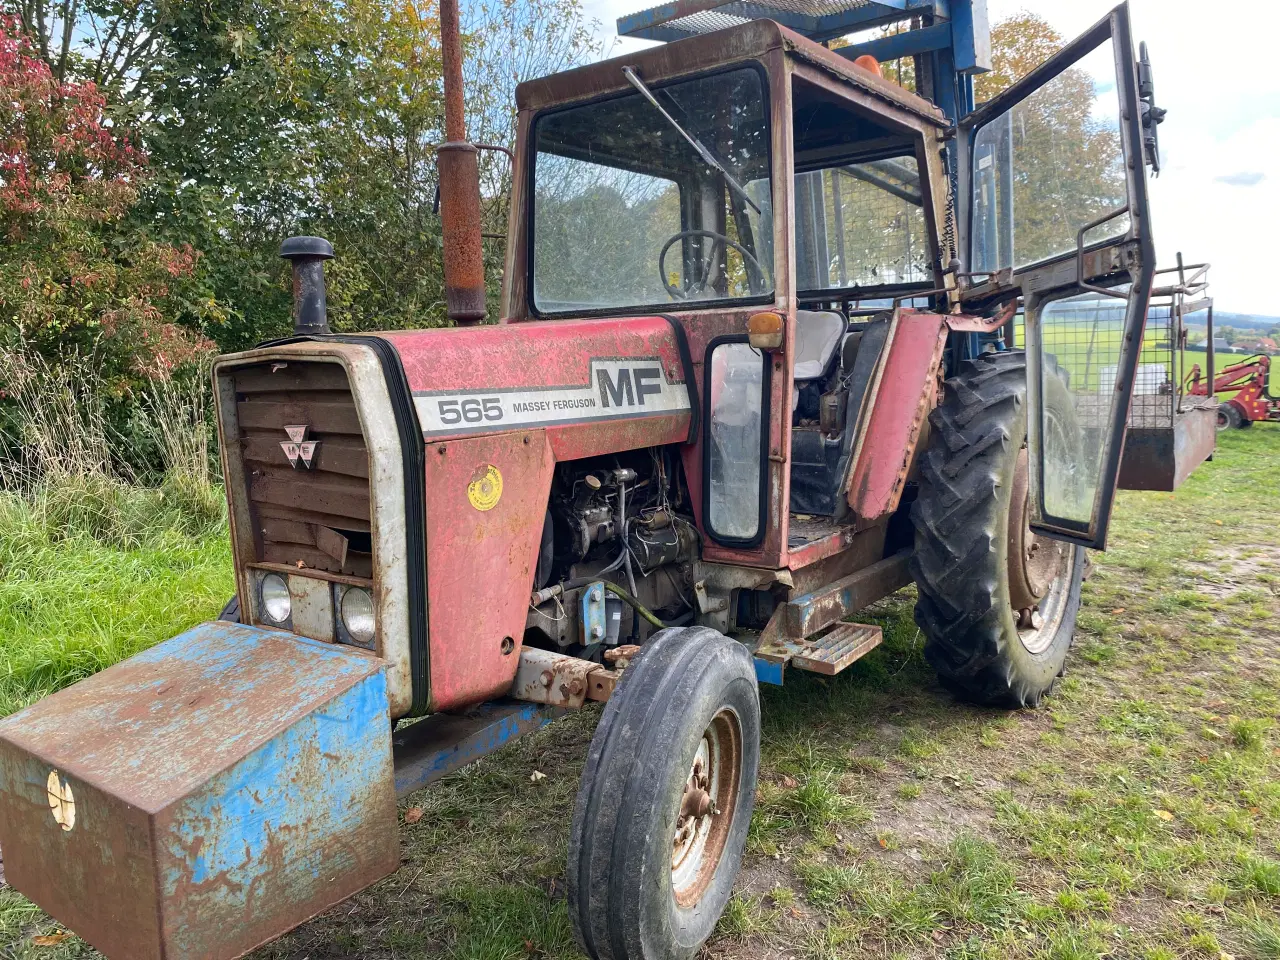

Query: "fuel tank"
<box><xmin>0</xmin><ymin>621</ymin><xmax>398</xmax><ymax>960</ymax></box>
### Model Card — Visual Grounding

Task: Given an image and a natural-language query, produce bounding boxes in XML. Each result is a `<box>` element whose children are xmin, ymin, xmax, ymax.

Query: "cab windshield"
<box><xmin>532</xmin><ymin>67</ymin><xmax>774</xmax><ymax>315</ymax></box>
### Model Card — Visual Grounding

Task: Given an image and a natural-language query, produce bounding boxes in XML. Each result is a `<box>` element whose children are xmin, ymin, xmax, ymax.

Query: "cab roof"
<box><xmin>515</xmin><ymin>18</ymin><xmax>948</xmax><ymax>127</ymax></box>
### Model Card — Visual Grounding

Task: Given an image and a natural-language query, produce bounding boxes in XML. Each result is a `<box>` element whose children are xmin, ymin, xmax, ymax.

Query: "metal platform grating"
<box><xmin>792</xmin><ymin>622</ymin><xmax>883</xmax><ymax>675</ymax></box>
<box><xmin>618</xmin><ymin>0</ymin><xmax>891</xmax><ymax>43</ymax></box>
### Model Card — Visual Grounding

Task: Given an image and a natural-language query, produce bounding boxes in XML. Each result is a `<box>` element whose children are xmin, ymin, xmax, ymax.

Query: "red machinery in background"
<box><xmin>1187</xmin><ymin>354</ymin><xmax>1280</xmax><ymax>429</ymax></box>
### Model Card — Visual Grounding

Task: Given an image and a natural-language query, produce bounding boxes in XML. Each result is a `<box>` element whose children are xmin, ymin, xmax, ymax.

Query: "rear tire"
<box><xmin>910</xmin><ymin>351</ymin><xmax>1085</xmax><ymax>708</ymax></box>
<box><xmin>568</xmin><ymin>626</ymin><xmax>760</xmax><ymax>960</ymax></box>
<box><xmin>1218</xmin><ymin>402</ymin><xmax>1243</xmax><ymax>431</ymax></box>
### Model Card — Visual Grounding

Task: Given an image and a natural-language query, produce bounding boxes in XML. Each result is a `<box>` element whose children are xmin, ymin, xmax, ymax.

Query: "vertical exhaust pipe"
<box><xmin>279</xmin><ymin>236</ymin><xmax>335</xmax><ymax>336</ymax></box>
<box><xmin>438</xmin><ymin>0</ymin><xmax>486</xmax><ymax>324</ymax></box>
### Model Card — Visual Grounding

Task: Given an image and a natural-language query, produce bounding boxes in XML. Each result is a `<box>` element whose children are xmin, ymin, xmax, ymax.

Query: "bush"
<box><xmin>0</xmin><ymin>16</ymin><xmax>221</xmax><ymax>391</ymax></box>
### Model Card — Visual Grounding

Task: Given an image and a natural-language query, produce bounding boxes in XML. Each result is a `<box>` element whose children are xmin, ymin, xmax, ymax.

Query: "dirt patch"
<box><xmin>1185</xmin><ymin>546</ymin><xmax>1280</xmax><ymax>598</ymax></box>
<box><xmin>869</xmin><ymin>787</ymin><xmax>995</xmax><ymax>854</ymax></box>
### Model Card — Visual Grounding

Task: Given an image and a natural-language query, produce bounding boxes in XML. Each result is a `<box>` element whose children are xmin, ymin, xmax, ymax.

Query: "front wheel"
<box><xmin>568</xmin><ymin>626</ymin><xmax>760</xmax><ymax>960</ymax></box>
<box><xmin>218</xmin><ymin>595</ymin><xmax>241</xmax><ymax>623</ymax></box>
<box><xmin>911</xmin><ymin>350</ymin><xmax>1085</xmax><ymax>708</ymax></box>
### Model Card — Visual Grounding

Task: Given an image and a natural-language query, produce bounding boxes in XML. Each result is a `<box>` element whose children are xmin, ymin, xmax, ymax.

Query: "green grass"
<box><xmin>0</xmin><ymin>427</ymin><xmax>1278</xmax><ymax>960</ymax></box>
<box><xmin>0</xmin><ymin>477</ymin><xmax>232</xmax><ymax>716</ymax></box>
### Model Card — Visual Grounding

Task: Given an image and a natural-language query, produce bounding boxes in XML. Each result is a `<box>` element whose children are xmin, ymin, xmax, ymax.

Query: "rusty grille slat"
<box><xmin>231</xmin><ymin>362</ymin><xmax>373</xmax><ymax>576</ymax></box>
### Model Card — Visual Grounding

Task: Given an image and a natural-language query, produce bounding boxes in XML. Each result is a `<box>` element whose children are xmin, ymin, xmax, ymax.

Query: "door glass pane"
<box><xmin>1035</xmin><ymin>290</ymin><xmax>1130</xmax><ymax>525</ymax></box>
<box><xmin>795</xmin><ymin>157</ymin><xmax>929</xmax><ymax>291</ymax></box>
<box><xmin>971</xmin><ymin>37</ymin><xmax>1129</xmax><ymax>274</ymax></box>
<box><xmin>708</xmin><ymin>342</ymin><xmax>765</xmax><ymax>541</ymax></box>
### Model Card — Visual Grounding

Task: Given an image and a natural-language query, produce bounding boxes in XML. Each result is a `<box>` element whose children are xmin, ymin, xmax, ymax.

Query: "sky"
<box><xmin>573</xmin><ymin>0</ymin><xmax>1279</xmax><ymax>318</ymax></box>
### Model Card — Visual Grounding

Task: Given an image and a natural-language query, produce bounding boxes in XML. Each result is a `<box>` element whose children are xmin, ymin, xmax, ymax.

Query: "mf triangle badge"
<box><xmin>281</xmin><ymin>424</ymin><xmax>320</xmax><ymax>469</ymax></box>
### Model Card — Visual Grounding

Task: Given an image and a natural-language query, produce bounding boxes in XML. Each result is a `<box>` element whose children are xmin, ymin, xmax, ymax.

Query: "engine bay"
<box><xmin>524</xmin><ymin>447</ymin><xmax>700</xmax><ymax>657</ymax></box>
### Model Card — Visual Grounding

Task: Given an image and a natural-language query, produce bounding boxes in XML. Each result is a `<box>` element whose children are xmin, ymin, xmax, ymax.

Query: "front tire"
<box><xmin>218</xmin><ymin>595</ymin><xmax>241</xmax><ymax>623</ymax></box>
<box><xmin>911</xmin><ymin>351</ymin><xmax>1085</xmax><ymax>708</ymax></box>
<box><xmin>568</xmin><ymin>626</ymin><xmax>760</xmax><ymax>960</ymax></box>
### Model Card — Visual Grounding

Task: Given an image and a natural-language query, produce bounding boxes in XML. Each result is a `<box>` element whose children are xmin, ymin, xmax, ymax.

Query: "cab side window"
<box><xmin>705</xmin><ymin>340</ymin><xmax>769</xmax><ymax>544</ymax></box>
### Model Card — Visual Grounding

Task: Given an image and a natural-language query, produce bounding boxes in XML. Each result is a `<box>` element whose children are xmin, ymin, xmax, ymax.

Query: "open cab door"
<box><xmin>957</xmin><ymin>2</ymin><xmax>1155</xmax><ymax>549</ymax></box>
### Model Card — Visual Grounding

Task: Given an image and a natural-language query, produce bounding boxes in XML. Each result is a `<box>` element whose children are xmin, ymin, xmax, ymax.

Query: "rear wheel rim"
<box><xmin>1008</xmin><ymin>447</ymin><xmax>1072</xmax><ymax>656</ymax></box>
<box><xmin>671</xmin><ymin>708</ymin><xmax>742</xmax><ymax>908</ymax></box>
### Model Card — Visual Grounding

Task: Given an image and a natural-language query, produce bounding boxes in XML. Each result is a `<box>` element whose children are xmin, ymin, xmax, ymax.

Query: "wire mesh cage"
<box><xmin>1021</xmin><ymin>260</ymin><xmax>1216</xmax><ymax>493</ymax></box>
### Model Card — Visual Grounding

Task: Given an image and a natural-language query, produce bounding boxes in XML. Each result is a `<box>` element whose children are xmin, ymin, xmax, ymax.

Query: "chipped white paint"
<box><xmin>46</xmin><ymin>770</ymin><xmax>74</xmax><ymax>831</ymax></box>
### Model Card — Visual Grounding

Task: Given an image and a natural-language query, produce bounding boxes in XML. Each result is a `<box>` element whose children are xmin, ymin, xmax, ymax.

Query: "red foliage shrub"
<box><xmin>0</xmin><ymin>16</ymin><xmax>217</xmax><ymax>384</ymax></box>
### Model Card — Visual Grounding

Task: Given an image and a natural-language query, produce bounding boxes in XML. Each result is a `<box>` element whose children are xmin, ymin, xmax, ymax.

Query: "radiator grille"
<box><xmin>231</xmin><ymin>361</ymin><xmax>373</xmax><ymax>578</ymax></box>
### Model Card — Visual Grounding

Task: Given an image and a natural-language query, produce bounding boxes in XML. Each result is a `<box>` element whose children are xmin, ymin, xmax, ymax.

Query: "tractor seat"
<box><xmin>793</xmin><ymin>310</ymin><xmax>846</xmax><ymax>382</ymax></box>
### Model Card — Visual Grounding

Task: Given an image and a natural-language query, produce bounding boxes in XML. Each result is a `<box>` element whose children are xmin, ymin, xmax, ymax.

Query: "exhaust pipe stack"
<box><xmin>437</xmin><ymin>0</ymin><xmax>486</xmax><ymax>324</ymax></box>
<box><xmin>279</xmin><ymin>235</ymin><xmax>335</xmax><ymax>336</ymax></box>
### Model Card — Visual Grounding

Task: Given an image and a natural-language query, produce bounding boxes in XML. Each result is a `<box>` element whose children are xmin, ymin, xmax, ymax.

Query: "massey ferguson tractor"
<box><xmin>0</xmin><ymin>2</ymin><xmax>1190</xmax><ymax>958</ymax></box>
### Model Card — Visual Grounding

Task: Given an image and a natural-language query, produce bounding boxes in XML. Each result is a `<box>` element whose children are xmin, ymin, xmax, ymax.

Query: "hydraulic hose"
<box><xmin>531</xmin><ymin>576</ymin><xmax>671</xmax><ymax>630</ymax></box>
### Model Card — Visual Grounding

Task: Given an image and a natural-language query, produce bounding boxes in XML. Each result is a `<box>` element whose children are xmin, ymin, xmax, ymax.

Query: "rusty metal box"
<box><xmin>1118</xmin><ymin>402</ymin><xmax>1218</xmax><ymax>491</ymax></box>
<box><xmin>0</xmin><ymin>621</ymin><xmax>399</xmax><ymax>960</ymax></box>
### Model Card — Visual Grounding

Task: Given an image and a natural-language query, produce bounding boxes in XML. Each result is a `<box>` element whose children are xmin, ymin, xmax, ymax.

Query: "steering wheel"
<box><xmin>658</xmin><ymin>230</ymin><xmax>766</xmax><ymax>300</ymax></box>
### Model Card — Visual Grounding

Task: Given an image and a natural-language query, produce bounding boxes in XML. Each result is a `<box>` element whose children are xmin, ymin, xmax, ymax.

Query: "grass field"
<box><xmin>1</xmin><ymin>426</ymin><xmax>1278</xmax><ymax>959</ymax></box>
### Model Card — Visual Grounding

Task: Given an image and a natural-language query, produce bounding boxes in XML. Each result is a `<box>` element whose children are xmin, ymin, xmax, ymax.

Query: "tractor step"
<box><xmin>753</xmin><ymin>622</ymin><xmax>883</xmax><ymax>685</ymax></box>
<box><xmin>792</xmin><ymin>623</ymin><xmax>882</xmax><ymax>675</ymax></box>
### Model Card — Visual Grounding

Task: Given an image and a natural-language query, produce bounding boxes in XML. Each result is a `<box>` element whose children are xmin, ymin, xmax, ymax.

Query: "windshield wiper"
<box><xmin>622</xmin><ymin>66</ymin><xmax>761</xmax><ymax>215</ymax></box>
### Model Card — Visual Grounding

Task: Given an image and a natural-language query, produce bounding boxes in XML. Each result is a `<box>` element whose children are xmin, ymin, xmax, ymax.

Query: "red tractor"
<box><xmin>1186</xmin><ymin>354</ymin><xmax>1280</xmax><ymax>429</ymax></box>
<box><xmin>0</xmin><ymin>4</ymin><xmax>1178</xmax><ymax>959</ymax></box>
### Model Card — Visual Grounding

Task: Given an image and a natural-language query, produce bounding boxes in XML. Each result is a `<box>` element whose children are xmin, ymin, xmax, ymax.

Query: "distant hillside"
<box><xmin>1184</xmin><ymin>312</ymin><xmax>1280</xmax><ymax>332</ymax></box>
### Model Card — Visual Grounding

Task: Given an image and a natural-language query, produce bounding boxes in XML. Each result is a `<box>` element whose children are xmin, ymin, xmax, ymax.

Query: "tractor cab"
<box><xmin>506</xmin><ymin>21</ymin><xmax>953</xmax><ymax>569</ymax></box>
<box><xmin>505</xmin><ymin>3</ymin><xmax>1159</xmax><ymax>564</ymax></box>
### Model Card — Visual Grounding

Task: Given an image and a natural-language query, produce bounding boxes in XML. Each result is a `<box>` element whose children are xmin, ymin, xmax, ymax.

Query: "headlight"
<box><xmin>260</xmin><ymin>574</ymin><xmax>291</xmax><ymax>624</ymax></box>
<box><xmin>340</xmin><ymin>587</ymin><xmax>375</xmax><ymax>645</ymax></box>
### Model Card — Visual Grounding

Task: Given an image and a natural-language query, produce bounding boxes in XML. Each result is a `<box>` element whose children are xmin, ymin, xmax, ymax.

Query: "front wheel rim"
<box><xmin>671</xmin><ymin>708</ymin><xmax>742</xmax><ymax>908</ymax></box>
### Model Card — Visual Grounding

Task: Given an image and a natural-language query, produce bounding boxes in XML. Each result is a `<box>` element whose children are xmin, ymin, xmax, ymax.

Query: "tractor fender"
<box><xmin>843</xmin><ymin>309</ymin><xmax>950</xmax><ymax>524</ymax></box>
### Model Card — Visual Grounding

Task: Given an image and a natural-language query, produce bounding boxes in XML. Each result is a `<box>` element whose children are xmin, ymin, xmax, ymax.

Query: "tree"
<box><xmin>7</xmin><ymin>0</ymin><xmax>168</xmax><ymax>94</ymax></box>
<box><xmin>969</xmin><ymin>13</ymin><xmax>1125</xmax><ymax>271</ymax></box>
<box><xmin>0</xmin><ymin>16</ymin><xmax>217</xmax><ymax>385</ymax></box>
<box><xmin>7</xmin><ymin>0</ymin><xmax>601</xmax><ymax>348</ymax></box>
<box><xmin>974</xmin><ymin>13</ymin><xmax>1065</xmax><ymax>103</ymax></box>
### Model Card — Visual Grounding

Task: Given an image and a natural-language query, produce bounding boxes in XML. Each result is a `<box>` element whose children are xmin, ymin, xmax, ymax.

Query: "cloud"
<box><xmin>1215</xmin><ymin>171</ymin><xmax>1266</xmax><ymax>187</ymax></box>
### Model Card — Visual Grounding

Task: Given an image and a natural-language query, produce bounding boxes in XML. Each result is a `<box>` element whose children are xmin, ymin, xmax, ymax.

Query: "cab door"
<box><xmin>957</xmin><ymin>2</ymin><xmax>1156</xmax><ymax>549</ymax></box>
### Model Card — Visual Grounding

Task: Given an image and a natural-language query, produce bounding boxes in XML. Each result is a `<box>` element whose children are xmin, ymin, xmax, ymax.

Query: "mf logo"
<box><xmin>597</xmin><ymin>366</ymin><xmax>663</xmax><ymax>408</ymax></box>
<box><xmin>280</xmin><ymin>424</ymin><xmax>320</xmax><ymax>470</ymax></box>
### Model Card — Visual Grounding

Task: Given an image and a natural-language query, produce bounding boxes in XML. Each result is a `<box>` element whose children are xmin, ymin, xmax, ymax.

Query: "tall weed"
<box><xmin>0</xmin><ymin>344</ymin><xmax>224</xmax><ymax>544</ymax></box>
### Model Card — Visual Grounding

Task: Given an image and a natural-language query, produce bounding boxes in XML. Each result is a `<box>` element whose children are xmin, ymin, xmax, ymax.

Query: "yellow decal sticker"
<box><xmin>47</xmin><ymin>769</ymin><xmax>75</xmax><ymax>831</ymax></box>
<box><xmin>467</xmin><ymin>464</ymin><xmax>503</xmax><ymax>512</ymax></box>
